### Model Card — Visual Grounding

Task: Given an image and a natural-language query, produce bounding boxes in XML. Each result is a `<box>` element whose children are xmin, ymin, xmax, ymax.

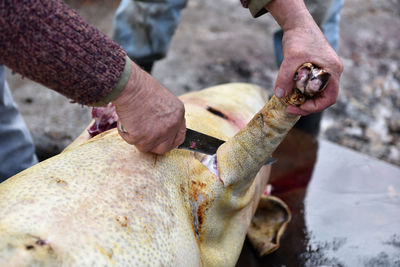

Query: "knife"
<box><xmin>178</xmin><ymin>128</ymin><xmax>225</xmax><ymax>155</ymax></box>
<box><xmin>178</xmin><ymin>128</ymin><xmax>277</xmax><ymax>166</ymax></box>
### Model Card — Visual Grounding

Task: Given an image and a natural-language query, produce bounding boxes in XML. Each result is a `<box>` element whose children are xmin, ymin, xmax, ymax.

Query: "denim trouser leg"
<box><xmin>273</xmin><ymin>0</ymin><xmax>343</xmax><ymax>136</ymax></box>
<box><xmin>0</xmin><ymin>66</ymin><xmax>38</xmax><ymax>182</ymax></box>
<box><xmin>112</xmin><ymin>0</ymin><xmax>188</xmax><ymax>67</ymax></box>
<box><xmin>321</xmin><ymin>0</ymin><xmax>343</xmax><ymax>52</ymax></box>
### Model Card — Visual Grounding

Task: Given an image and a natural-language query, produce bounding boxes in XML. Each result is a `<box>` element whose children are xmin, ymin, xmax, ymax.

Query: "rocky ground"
<box><xmin>6</xmin><ymin>0</ymin><xmax>400</xmax><ymax>166</ymax></box>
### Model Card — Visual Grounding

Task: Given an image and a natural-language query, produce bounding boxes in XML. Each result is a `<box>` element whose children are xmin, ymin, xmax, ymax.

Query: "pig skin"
<box><xmin>0</xmin><ymin>83</ymin><xmax>271</xmax><ymax>266</ymax></box>
<box><xmin>0</xmin><ymin>63</ymin><xmax>328</xmax><ymax>266</ymax></box>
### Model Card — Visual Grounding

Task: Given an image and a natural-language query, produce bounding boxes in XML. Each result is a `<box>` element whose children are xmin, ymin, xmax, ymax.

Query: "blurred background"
<box><xmin>6</xmin><ymin>0</ymin><xmax>400</xmax><ymax>166</ymax></box>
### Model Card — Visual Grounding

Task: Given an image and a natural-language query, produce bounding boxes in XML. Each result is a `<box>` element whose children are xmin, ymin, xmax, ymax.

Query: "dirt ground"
<box><xmin>6</xmin><ymin>0</ymin><xmax>400</xmax><ymax>166</ymax></box>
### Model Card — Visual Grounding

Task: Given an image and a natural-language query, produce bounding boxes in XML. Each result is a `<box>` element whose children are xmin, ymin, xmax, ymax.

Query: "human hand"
<box><xmin>112</xmin><ymin>60</ymin><xmax>186</xmax><ymax>154</ymax></box>
<box><xmin>266</xmin><ymin>0</ymin><xmax>343</xmax><ymax>116</ymax></box>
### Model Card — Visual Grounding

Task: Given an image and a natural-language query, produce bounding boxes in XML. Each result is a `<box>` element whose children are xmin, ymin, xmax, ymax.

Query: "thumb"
<box><xmin>274</xmin><ymin>61</ymin><xmax>297</xmax><ymax>98</ymax></box>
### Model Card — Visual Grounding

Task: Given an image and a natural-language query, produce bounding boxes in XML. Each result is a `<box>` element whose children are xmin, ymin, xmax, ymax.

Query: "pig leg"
<box><xmin>217</xmin><ymin>63</ymin><xmax>330</xmax><ymax>194</ymax></box>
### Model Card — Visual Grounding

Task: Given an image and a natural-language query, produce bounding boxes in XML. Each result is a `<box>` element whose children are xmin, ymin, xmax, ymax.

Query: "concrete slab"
<box><xmin>238</xmin><ymin>132</ymin><xmax>400</xmax><ymax>266</ymax></box>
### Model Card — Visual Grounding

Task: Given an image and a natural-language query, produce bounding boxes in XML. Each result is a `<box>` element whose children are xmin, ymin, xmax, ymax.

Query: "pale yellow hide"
<box><xmin>0</xmin><ymin>83</ymin><xmax>271</xmax><ymax>266</ymax></box>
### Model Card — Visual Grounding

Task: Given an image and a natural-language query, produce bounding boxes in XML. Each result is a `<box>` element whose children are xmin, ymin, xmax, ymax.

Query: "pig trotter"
<box><xmin>289</xmin><ymin>63</ymin><xmax>331</xmax><ymax>106</ymax></box>
<box><xmin>217</xmin><ymin>63</ymin><xmax>330</xmax><ymax>194</ymax></box>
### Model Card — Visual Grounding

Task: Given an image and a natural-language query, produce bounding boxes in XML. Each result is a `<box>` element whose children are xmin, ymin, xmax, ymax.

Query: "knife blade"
<box><xmin>178</xmin><ymin>129</ymin><xmax>278</xmax><ymax>166</ymax></box>
<box><xmin>178</xmin><ymin>128</ymin><xmax>225</xmax><ymax>155</ymax></box>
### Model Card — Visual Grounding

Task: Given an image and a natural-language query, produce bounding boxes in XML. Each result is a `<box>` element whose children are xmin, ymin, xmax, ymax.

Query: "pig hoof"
<box><xmin>294</xmin><ymin>63</ymin><xmax>330</xmax><ymax>98</ymax></box>
<box><xmin>286</xmin><ymin>63</ymin><xmax>331</xmax><ymax>106</ymax></box>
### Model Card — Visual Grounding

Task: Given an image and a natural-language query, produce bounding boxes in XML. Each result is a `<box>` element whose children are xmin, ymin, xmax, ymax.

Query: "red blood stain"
<box><xmin>190</xmin><ymin>141</ymin><xmax>197</xmax><ymax>149</ymax></box>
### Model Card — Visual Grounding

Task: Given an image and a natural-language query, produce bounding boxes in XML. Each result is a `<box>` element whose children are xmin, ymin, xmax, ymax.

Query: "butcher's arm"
<box><xmin>265</xmin><ymin>0</ymin><xmax>343</xmax><ymax>115</ymax></box>
<box><xmin>0</xmin><ymin>0</ymin><xmax>186</xmax><ymax>154</ymax></box>
<box><xmin>240</xmin><ymin>0</ymin><xmax>343</xmax><ymax>115</ymax></box>
<box><xmin>0</xmin><ymin>0</ymin><xmax>126</xmax><ymax>105</ymax></box>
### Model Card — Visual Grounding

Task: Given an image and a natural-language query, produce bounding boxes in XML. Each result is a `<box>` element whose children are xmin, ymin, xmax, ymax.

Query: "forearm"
<box><xmin>0</xmin><ymin>0</ymin><xmax>127</xmax><ymax>106</ymax></box>
<box><xmin>265</xmin><ymin>0</ymin><xmax>315</xmax><ymax>31</ymax></box>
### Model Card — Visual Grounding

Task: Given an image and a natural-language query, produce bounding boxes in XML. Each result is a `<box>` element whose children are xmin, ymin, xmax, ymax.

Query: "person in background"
<box><xmin>0</xmin><ymin>0</ymin><xmax>342</xmax><ymax>181</ymax></box>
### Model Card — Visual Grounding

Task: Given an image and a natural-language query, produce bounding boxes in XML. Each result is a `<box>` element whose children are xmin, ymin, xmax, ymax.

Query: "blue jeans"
<box><xmin>113</xmin><ymin>0</ymin><xmax>188</xmax><ymax>65</ymax></box>
<box><xmin>0</xmin><ymin>66</ymin><xmax>38</xmax><ymax>182</ymax></box>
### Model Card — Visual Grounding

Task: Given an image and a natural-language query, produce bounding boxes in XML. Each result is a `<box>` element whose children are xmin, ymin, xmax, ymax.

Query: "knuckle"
<box><xmin>119</xmin><ymin>132</ymin><xmax>137</xmax><ymax>145</ymax></box>
<box><xmin>125</xmin><ymin>131</ymin><xmax>152</xmax><ymax>147</ymax></box>
<box><xmin>178</xmin><ymin>101</ymin><xmax>185</xmax><ymax>112</ymax></box>
<box><xmin>128</xmin><ymin>132</ymin><xmax>142</xmax><ymax>143</ymax></box>
<box><xmin>136</xmin><ymin>142</ymin><xmax>153</xmax><ymax>153</ymax></box>
<box><xmin>175</xmin><ymin>131</ymin><xmax>186</xmax><ymax>146</ymax></box>
<box><xmin>152</xmin><ymin>142</ymin><xmax>170</xmax><ymax>155</ymax></box>
<box><xmin>177</xmin><ymin>134</ymin><xmax>186</xmax><ymax>146</ymax></box>
<box><xmin>328</xmin><ymin>55</ymin><xmax>344</xmax><ymax>74</ymax></box>
<box><xmin>327</xmin><ymin>97</ymin><xmax>337</xmax><ymax>107</ymax></box>
<box><xmin>123</xmin><ymin>137</ymin><xmax>137</xmax><ymax>146</ymax></box>
<box><xmin>338</xmin><ymin>59</ymin><xmax>344</xmax><ymax>73</ymax></box>
<box><xmin>157</xmin><ymin>127</ymin><xmax>170</xmax><ymax>139</ymax></box>
<box><xmin>165</xmin><ymin>119</ymin><xmax>183</xmax><ymax>134</ymax></box>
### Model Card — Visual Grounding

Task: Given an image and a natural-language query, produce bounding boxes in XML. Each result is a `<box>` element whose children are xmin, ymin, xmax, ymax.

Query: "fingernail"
<box><xmin>275</xmin><ymin>87</ymin><xmax>285</xmax><ymax>98</ymax></box>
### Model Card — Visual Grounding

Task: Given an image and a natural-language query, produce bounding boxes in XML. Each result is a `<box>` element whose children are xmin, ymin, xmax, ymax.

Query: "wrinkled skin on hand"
<box><xmin>112</xmin><ymin>60</ymin><xmax>186</xmax><ymax>154</ymax></box>
<box><xmin>266</xmin><ymin>0</ymin><xmax>343</xmax><ymax>116</ymax></box>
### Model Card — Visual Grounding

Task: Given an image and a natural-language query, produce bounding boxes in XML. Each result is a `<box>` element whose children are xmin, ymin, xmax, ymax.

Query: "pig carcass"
<box><xmin>0</xmin><ymin>64</ymin><xmax>329</xmax><ymax>266</ymax></box>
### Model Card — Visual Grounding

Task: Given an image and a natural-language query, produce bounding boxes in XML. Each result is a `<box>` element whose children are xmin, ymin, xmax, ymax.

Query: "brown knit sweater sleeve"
<box><xmin>0</xmin><ymin>0</ymin><xmax>127</xmax><ymax>106</ymax></box>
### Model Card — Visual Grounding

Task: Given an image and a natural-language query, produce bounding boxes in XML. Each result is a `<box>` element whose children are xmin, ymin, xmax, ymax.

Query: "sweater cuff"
<box><xmin>248</xmin><ymin>0</ymin><xmax>273</xmax><ymax>18</ymax></box>
<box><xmin>92</xmin><ymin>55</ymin><xmax>132</xmax><ymax>107</ymax></box>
